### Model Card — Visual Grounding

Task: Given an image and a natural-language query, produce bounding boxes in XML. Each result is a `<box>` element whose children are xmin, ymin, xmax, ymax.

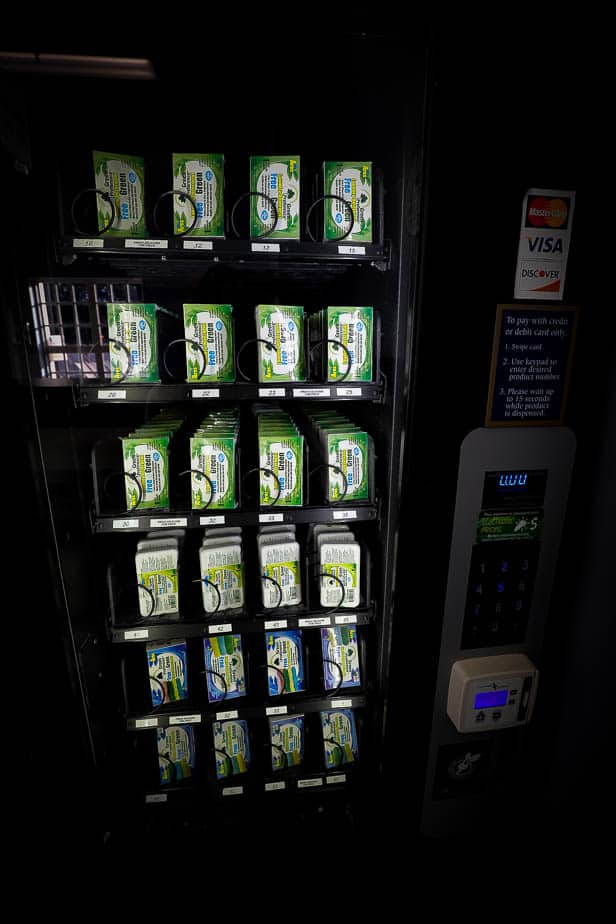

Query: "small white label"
<box><xmin>336</xmin><ymin>387</ymin><xmax>362</xmax><ymax>397</ymax></box>
<box><xmin>200</xmin><ymin>515</ymin><xmax>226</xmax><ymax>526</ymax></box>
<box><xmin>335</xmin><ymin>615</ymin><xmax>356</xmax><ymax>626</ymax></box>
<box><xmin>299</xmin><ymin>616</ymin><xmax>331</xmax><ymax>628</ymax></box>
<box><xmin>264</xmin><ymin>619</ymin><xmax>288</xmax><ymax>630</ymax></box>
<box><xmin>125</xmin><ymin>239</ymin><xmax>168</xmax><ymax>249</ymax></box>
<box><xmin>222</xmin><ymin>786</ymin><xmax>243</xmax><ymax>796</ymax></box>
<box><xmin>209</xmin><ymin>623</ymin><xmax>233</xmax><ymax>634</ymax></box>
<box><xmin>183</xmin><ymin>240</ymin><xmax>213</xmax><ymax>251</ymax></box>
<box><xmin>265</xmin><ymin>781</ymin><xmax>286</xmax><ymax>792</ymax></box>
<box><xmin>149</xmin><ymin>518</ymin><xmax>188</xmax><ymax>528</ymax></box>
<box><xmin>113</xmin><ymin>519</ymin><xmax>141</xmax><ymax>530</ymax></box>
<box><xmin>73</xmin><ymin>238</ymin><xmax>104</xmax><ymax>249</ymax></box>
<box><xmin>124</xmin><ymin>629</ymin><xmax>149</xmax><ymax>640</ymax></box>
<box><xmin>145</xmin><ymin>793</ymin><xmax>167</xmax><ymax>803</ymax></box>
<box><xmin>266</xmin><ymin>706</ymin><xmax>288</xmax><ymax>717</ymax></box>
<box><xmin>298</xmin><ymin>778</ymin><xmax>323</xmax><ymax>789</ymax></box>
<box><xmin>327</xmin><ymin>774</ymin><xmax>346</xmax><ymax>784</ymax></box>
<box><xmin>331</xmin><ymin>698</ymin><xmax>353</xmax><ymax>709</ymax></box>
<box><xmin>332</xmin><ymin>510</ymin><xmax>357</xmax><ymax>520</ymax></box>
<box><xmin>293</xmin><ymin>387</ymin><xmax>331</xmax><ymax>398</ymax></box>
<box><xmin>338</xmin><ymin>245</ymin><xmax>366</xmax><ymax>255</ymax></box>
<box><xmin>259</xmin><ymin>513</ymin><xmax>284</xmax><ymax>523</ymax></box>
<box><xmin>135</xmin><ymin>718</ymin><xmax>158</xmax><ymax>729</ymax></box>
<box><xmin>192</xmin><ymin>388</ymin><xmax>220</xmax><ymax>399</ymax></box>
<box><xmin>97</xmin><ymin>389</ymin><xmax>126</xmax><ymax>401</ymax></box>
<box><xmin>169</xmin><ymin>714</ymin><xmax>201</xmax><ymax>726</ymax></box>
<box><xmin>259</xmin><ymin>388</ymin><xmax>286</xmax><ymax>397</ymax></box>
<box><xmin>216</xmin><ymin>710</ymin><xmax>238</xmax><ymax>721</ymax></box>
<box><xmin>251</xmin><ymin>242</ymin><xmax>280</xmax><ymax>253</ymax></box>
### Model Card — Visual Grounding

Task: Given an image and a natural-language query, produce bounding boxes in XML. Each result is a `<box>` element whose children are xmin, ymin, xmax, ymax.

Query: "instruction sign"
<box><xmin>487</xmin><ymin>304</ymin><xmax>578</xmax><ymax>426</ymax></box>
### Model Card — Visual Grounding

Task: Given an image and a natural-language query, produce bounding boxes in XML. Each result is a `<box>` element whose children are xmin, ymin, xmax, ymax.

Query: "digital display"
<box><xmin>474</xmin><ymin>690</ymin><xmax>508</xmax><ymax>709</ymax></box>
<box><xmin>483</xmin><ymin>469</ymin><xmax>547</xmax><ymax>509</ymax></box>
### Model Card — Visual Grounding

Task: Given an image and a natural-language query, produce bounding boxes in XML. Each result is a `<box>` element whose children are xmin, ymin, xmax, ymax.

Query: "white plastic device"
<box><xmin>447</xmin><ymin>653</ymin><xmax>538</xmax><ymax>733</ymax></box>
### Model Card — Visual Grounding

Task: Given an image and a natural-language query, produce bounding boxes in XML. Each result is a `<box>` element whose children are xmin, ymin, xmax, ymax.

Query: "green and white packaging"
<box><xmin>326</xmin><ymin>430</ymin><xmax>370</xmax><ymax>501</ymax></box>
<box><xmin>183</xmin><ymin>304</ymin><xmax>234</xmax><ymax>382</ymax></box>
<box><xmin>93</xmin><ymin>151</ymin><xmax>145</xmax><ymax>237</ymax></box>
<box><xmin>107</xmin><ymin>303</ymin><xmax>159</xmax><ymax>383</ymax></box>
<box><xmin>135</xmin><ymin>541</ymin><xmax>179</xmax><ymax>617</ymax></box>
<box><xmin>172</xmin><ymin>153</ymin><xmax>224</xmax><ymax>237</ymax></box>
<box><xmin>190</xmin><ymin>435</ymin><xmax>236</xmax><ymax>509</ymax></box>
<box><xmin>323</xmin><ymin>161</ymin><xmax>372</xmax><ymax>242</ymax></box>
<box><xmin>255</xmin><ymin>305</ymin><xmax>305</xmax><ymax>382</ymax></box>
<box><xmin>258</xmin><ymin>537</ymin><xmax>302</xmax><ymax>608</ymax></box>
<box><xmin>320</xmin><ymin>540</ymin><xmax>361</xmax><ymax>608</ymax></box>
<box><xmin>199</xmin><ymin>543</ymin><xmax>244</xmax><ymax>613</ymax></box>
<box><xmin>326</xmin><ymin>307</ymin><xmax>373</xmax><ymax>381</ymax></box>
<box><xmin>250</xmin><ymin>155</ymin><xmax>300</xmax><ymax>239</ymax></box>
<box><xmin>258</xmin><ymin>413</ymin><xmax>304</xmax><ymax>507</ymax></box>
<box><xmin>121</xmin><ymin>435</ymin><xmax>170</xmax><ymax>510</ymax></box>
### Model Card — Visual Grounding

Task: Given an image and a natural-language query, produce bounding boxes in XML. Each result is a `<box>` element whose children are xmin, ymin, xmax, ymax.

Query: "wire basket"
<box><xmin>28</xmin><ymin>278</ymin><xmax>143</xmax><ymax>380</ymax></box>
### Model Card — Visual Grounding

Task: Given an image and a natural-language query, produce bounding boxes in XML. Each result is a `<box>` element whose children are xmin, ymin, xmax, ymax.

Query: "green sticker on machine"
<box><xmin>476</xmin><ymin>510</ymin><xmax>543</xmax><ymax>542</ymax></box>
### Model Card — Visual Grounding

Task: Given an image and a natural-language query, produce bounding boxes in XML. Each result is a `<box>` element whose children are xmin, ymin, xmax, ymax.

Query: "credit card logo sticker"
<box><xmin>525</xmin><ymin>196</ymin><xmax>570</xmax><ymax>229</ymax></box>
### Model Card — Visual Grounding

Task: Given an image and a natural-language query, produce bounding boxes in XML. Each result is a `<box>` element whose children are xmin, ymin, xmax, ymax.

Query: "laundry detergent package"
<box><xmin>319</xmin><ymin>539</ymin><xmax>361</xmax><ymax>608</ymax></box>
<box><xmin>199</xmin><ymin>539</ymin><xmax>244</xmax><ymax>613</ymax></box>
<box><xmin>326</xmin><ymin>306</ymin><xmax>374</xmax><ymax>382</ymax></box>
<box><xmin>257</xmin><ymin>410</ymin><xmax>304</xmax><ymax>506</ymax></box>
<box><xmin>250</xmin><ymin>155</ymin><xmax>300</xmax><ymax>239</ymax></box>
<box><xmin>135</xmin><ymin>539</ymin><xmax>179</xmax><ymax>617</ymax></box>
<box><xmin>107</xmin><ymin>303</ymin><xmax>159</xmax><ymax>382</ymax></box>
<box><xmin>121</xmin><ymin>435</ymin><xmax>170</xmax><ymax>510</ymax></box>
<box><xmin>255</xmin><ymin>304</ymin><xmax>306</xmax><ymax>383</ymax></box>
<box><xmin>266</xmin><ymin>629</ymin><xmax>305</xmax><ymax>696</ymax></box>
<box><xmin>323</xmin><ymin>161</ymin><xmax>372</xmax><ymax>242</ymax></box>
<box><xmin>190</xmin><ymin>410</ymin><xmax>239</xmax><ymax>509</ymax></box>
<box><xmin>92</xmin><ymin>151</ymin><xmax>145</xmax><ymax>236</ymax></box>
<box><xmin>172</xmin><ymin>153</ymin><xmax>224</xmax><ymax>237</ymax></box>
<box><xmin>269</xmin><ymin>715</ymin><xmax>304</xmax><ymax>771</ymax></box>
<box><xmin>183</xmin><ymin>304</ymin><xmax>234</xmax><ymax>382</ymax></box>
<box><xmin>157</xmin><ymin>725</ymin><xmax>195</xmax><ymax>785</ymax></box>
<box><xmin>203</xmin><ymin>634</ymin><xmax>246</xmax><ymax>702</ymax></box>
<box><xmin>259</xmin><ymin>534</ymin><xmax>302</xmax><ymax>608</ymax></box>
<box><xmin>320</xmin><ymin>708</ymin><xmax>359</xmax><ymax>768</ymax></box>
<box><xmin>321</xmin><ymin>625</ymin><xmax>360</xmax><ymax>689</ymax></box>
<box><xmin>147</xmin><ymin>640</ymin><xmax>188</xmax><ymax>706</ymax></box>
<box><xmin>213</xmin><ymin>719</ymin><xmax>250</xmax><ymax>779</ymax></box>
<box><xmin>305</xmin><ymin>410</ymin><xmax>373</xmax><ymax>503</ymax></box>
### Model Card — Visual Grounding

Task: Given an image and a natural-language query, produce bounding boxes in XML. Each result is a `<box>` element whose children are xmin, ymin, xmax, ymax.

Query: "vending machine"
<box><xmin>3</xmin><ymin>38</ymin><xmax>607</xmax><ymax>847</ymax></box>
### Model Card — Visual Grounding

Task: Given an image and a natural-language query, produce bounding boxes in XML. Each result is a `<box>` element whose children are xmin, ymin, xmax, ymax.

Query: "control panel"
<box><xmin>446</xmin><ymin>653</ymin><xmax>538</xmax><ymax>733</ymax></box>
<box><xmin>421</xmin><ymin>427</ymin><xmax>575</xmax><ymax>835</ymax></box>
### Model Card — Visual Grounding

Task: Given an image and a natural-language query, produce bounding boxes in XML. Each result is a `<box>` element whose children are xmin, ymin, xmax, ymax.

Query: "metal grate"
<box><xmin>28</xmin><ymin>278</ymin><xmax>143</xmax><ymax>380</ymax></box>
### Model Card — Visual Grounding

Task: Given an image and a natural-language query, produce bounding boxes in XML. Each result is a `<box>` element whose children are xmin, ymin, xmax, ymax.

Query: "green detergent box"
<box><xmin>190</xmin><ymin>434</ymin><xmax>236</xmax><ymax>509</ymax></box>
<box><xmin>107</xmin><ymin>303</ymin><xmax>159</xmax><ymax>383</ymax></box>
<box><xmin>255</xmin><ymin>305</ymin><xmax>306</xmax><ymax>382</ymax></box>
<box><xmin>258</xmin><ymin>428</ymin><xmax>304</xmax><ymax>506</ymax></box>
<box><xmin>323</xmin><ymin>161</ymin><xmax>372</xmax><ymax>242</ymax></box>
<box><xmin>93</xmin><ymin>151</ymin><xmax>145</xmax><ymax>236</ymax></box>
<box><xmin>183</xmin><ymin>304</ymin><xmax>234</xmax><ymax>382</ymax></box>
<box><xmin>326</xmin><ymin>429</ymin><xmax>370</xmax><ymax>501</ymax></box>
<box><xmin>172</xmin><ymin>153</ymin><xmax>224</xmax><ymax>237</ymax></box>
<box><xmin>121</xmin><ymin>435</ymin><xmax>170</xmax><ymax>510</ymax></box>
<box><xmin>250</xmin><ymin>156</ymin><xmax>300</xmax><ymax>239</ymax></box>
<box><xmin>326</xmin><ymin>307</ymin><xmax>373</xmax><ymax>381</ymax></box>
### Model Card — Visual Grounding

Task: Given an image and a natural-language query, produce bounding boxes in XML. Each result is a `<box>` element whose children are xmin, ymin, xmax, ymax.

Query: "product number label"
<box><xmin>222</xmin><ymin>787</ymin><xmax>244</xmax><ymax>796</ymax></box>
<box><xmin>259</xmin><ymin>388</ymin><xmax>286</xmax><ymax>397</ymax></box>
<box><xmin>259</xmin><ymin>513</ymin><xmax>284</xmax><ymax>523</ymax></box>
<box><xmin>336</xmin><ymin>387</ymin><xmax>362</xmax><ymax>397</ymax></box>
<box><xmin>330</xmin><ymin>698</ymin><xmax>353</xmax><ymax>709</ymax></box>
<box><xmin>113</xmin><ymin>519</ymin><xmax>141</xmax><ymax>530</ymax></box>
<box><xmin>264</xmin><ymin>619</ymin><xmax>288</xmax><ymax>630</ymax></box>
<box><xmin>216</xmin><ymin>710</ymin><xmax>238</xmax><ymax>721</ymax></box>
<box><xmin>135</xmin><ymin>718</ymin><xmax>158</xmax><ymax>729</ymax></box>
<box><xmin>266</xmin><ymin>706</ymin><xmax>288</xmax><ymax>717</ymax></box>
<box><xmin>183</xmin><ymin>240</ymin><xmax>213</xmax><ymax>250</ymax></box>
<box><xmin>334</xmin><ymin>615</ymin><xmax>356</xmax><ymax>625</ymax></box>
<box><xmin>192</xmin><ymin>389</ymin><xmax>220</xmax><ymax>399</ymax></box>
<box><xmin>200</xmin><ymin>515</ymin><xmax>226</xmax><ymax>526</ymax></box>
<box><xmin>265</xmin><ymin>781</ymin><xmax>286</xmax><ymax>792</ymax></box>
<box><xmin>209</xmin><ymin>623</ymin><xmax>233</xmax><ymax>634</ymax></box>
<box><xmin>97</xmin><ymin>390</ymin><xmax>127</xmax><ymax>401</ymax></box>
<box><xmin>251</xmin><ymin>242</ymin><xmax>280</xmax><ymax>253</ymax></box>
<box><xmin>327</xmin><ymin>774</ymin><xmax>346</xmax><ymax>784</ymax></box>
<box><xmin>124</xmin><ymin>629</ymin><xmax>149</xmax><ymax>640</ymax></box>
<box><xmin>338</xmin><ymin>245</ymin><xmax>366</xmax><ymax>255</ymax></box>
<box><xmin>145</xmin><ymin>793</ymin><xmax>167</xmax><ymax>803</ymax></box>
<box><xmin>73</xmin><ymin>238</ymin><xmax>104</xmax><ymax>249</ymax></box>
<box><xmin>332</xmin><ymin>510</ymin><xmax>357</xmax><ymax>520</ymax></box>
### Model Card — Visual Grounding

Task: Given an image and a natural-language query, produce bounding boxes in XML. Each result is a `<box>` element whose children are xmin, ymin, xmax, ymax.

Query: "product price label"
<box><xmin>293</xmin><ymin>387</ymin><xmax>331</xmax><ymax>398</ymax></box>
<box><xmin>73</xmin><ymin>238</ymin><xmax>105</xmax><ymax>249</ymax></box>
<box><xmin>169</xmin><ymin>714</ymin><xmax>201</xmax><ymax>726</ymax></box>
<box><xmin>125</xmin><ymin>239</ymin><xmax>168</xmax><ymax>249</ymax></box>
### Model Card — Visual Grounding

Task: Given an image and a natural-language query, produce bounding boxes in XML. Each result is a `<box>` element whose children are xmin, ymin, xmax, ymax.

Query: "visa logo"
<box><xmin>527</xmin><ymin>236</ymin><xmax>563</xmax><ymax>253</ymax></box>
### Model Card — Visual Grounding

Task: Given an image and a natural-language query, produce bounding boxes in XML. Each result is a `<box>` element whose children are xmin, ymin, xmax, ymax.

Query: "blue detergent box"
<box><xmin>320</xmin><ymin>708</ymin><xmax>359</xmax><ymax>768</ymax></box>
<box><xmin>157</xmin><ymin>725</ymin><xmax>195</xmax><ymax>785</ymax></box>
<box><xmin>147</xmin><ymin>640</ymin><xmax>188</xmax><ymax>706</ymax></box>
<box><xmin>203</xmin><ymin>634</ymin><xmax>246</xmax><ymax>702</ymax></box>
<box><xmin>321</xmin><ymin>625</ymin><xmax>360</xmax><ymax>690</ymax></box>
<box><xmin>269</xmin><ymin>715</ymin><xmax>304</xmax><ymax>771</ymax></box>
<box><xmin>266</xmin><ymin>629</ymin><xmax>305</xmax><ymax>696</ymax></box>
<box><xmin>213</xmin><ymin>719</ymin><xmax>251</xmax><ymax>779</ymax></box>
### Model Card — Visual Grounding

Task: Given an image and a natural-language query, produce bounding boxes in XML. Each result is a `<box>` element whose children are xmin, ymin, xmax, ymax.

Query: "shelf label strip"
<box><xmin>334</xmin><ymin>615</ymin><xmax>356</xmax><ymax>625</ymax></box>
<box><xmin>330</xmin><ymin>698</ymin><xmax>353</xmax><ymax>709</ymax></box>
<box><xmin>145</xmin><ymin>793</ymin><xmax>167</xmax><ymax>803</ymax></box>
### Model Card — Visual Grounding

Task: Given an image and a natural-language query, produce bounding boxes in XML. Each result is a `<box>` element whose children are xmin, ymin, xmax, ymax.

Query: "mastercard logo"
<box><xmin>526</xmin><ymin>196</ymin><xmax>569</xmax><ymax>229</ymax></box>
